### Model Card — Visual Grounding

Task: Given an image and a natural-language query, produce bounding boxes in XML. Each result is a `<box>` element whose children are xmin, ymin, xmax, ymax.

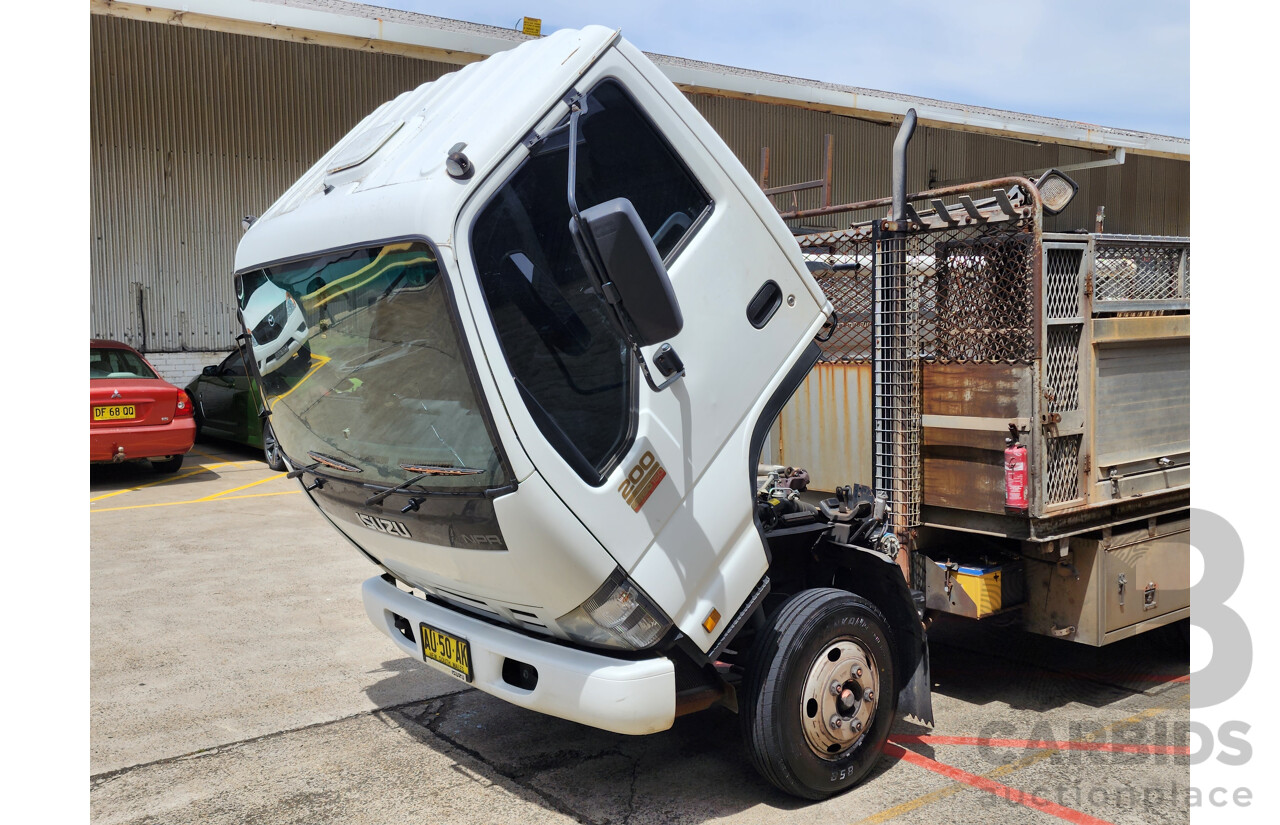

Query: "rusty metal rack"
<box><xmin>781</xmin><ymin>179</ymin><xmax>1190</xmax><ymax>545</ymax></box>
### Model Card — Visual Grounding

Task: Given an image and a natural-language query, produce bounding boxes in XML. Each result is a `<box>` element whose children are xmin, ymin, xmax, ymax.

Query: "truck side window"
<box><xmin>471</xmin><ymin>79</ymin><xmax>711</xmax><ymax>483</ymax></box>
<box><xmin>570</xmin><ymin>80</ymin><xmax>711</xmax><ymax>259</ymax></box>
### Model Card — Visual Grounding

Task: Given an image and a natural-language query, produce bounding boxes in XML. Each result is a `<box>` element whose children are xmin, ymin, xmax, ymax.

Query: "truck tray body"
<box><xmin>770</xmin><ymin>194</ymin><xmax>1190</xmax><ymax>642</ymax></box>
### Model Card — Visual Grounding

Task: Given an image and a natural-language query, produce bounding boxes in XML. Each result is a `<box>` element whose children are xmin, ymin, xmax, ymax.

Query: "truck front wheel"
<box><xmin>740</xmin><ymin>588</ymin><xmax>896</xmax><ymax>799</ymax></box>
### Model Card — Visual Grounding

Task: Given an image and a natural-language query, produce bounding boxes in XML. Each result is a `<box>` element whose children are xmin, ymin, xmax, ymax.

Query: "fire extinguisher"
<box><xmin>1005</xmin><ymin>425</ymin><xmax>1029</xmax><ymax>511</ymax></box>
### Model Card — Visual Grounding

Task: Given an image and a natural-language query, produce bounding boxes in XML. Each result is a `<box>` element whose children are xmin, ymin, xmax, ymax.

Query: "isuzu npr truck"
<box><xmin>234</xmin><ymin>26</ymin><xmax>1189</xmax><ymax>799</ymax></box>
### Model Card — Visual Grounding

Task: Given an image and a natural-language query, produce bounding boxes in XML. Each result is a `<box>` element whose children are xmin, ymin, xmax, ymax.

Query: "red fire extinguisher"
<box><xmin>1005</xmin><ymin>429</ymin><xmax>1029</xmax><ymax>511</ymax></box>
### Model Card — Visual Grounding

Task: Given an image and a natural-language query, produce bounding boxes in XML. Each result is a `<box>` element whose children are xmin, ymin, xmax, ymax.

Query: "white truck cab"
<box><xmin>235</xmin><ymin>26</ymin><xmax>929</xmax><ymax>800</ymax></box>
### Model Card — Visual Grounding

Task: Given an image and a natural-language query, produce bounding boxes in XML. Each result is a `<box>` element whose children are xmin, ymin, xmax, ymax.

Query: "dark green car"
<box><xmin>185</xmin><ymin>345</ymin><xmax>286</xmax><ymax>471</ymax></box>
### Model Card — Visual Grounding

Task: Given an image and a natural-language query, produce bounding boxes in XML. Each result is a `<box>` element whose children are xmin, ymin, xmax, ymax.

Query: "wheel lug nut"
<box><xmin>855</xmin><ymin>667</ymin><xmax>863</xmax><ymax>678</ymax></box>
<box><xmin>830</xmin><ymin>681</ymin><xmax>842</xmax><ymax>696</ymax></box>
<box><xmin>855</xmin><ymin>719</ymin><xmax>864</xmax><ymax>732</ymax></box>
<box><xmin>865</xmin><ymin>689</ymin><xmax>874</xmax><ymax>701</ymax></box>
<box><xmin>830</xmin><ymin>715</ymin><xmax>843</xmax><ymax>729</ymax></box>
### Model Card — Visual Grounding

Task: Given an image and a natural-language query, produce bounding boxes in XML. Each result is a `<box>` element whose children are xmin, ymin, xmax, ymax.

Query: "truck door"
<box><xmin>454</xmin><ymin>48</ymin><xmax>829</xmax><ymax>651</ymax></box>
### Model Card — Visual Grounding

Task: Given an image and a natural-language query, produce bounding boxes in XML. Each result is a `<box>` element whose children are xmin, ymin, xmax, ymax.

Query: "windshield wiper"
<box><xmin>400</xmin><ymin>462</ymin><xmax>484</xmax><ymax>475</ymax></box>
<box><xmin>364</xmin><ymin>463</ymin><xmax>484</xmax><ymax>508</ymax></box>
<box><xmin>288</xmin><ymin>452</ymin><xmax>362</xmax><ymax>492</ymax></box>
<box><xmin>285</xmin><ymin>462</ymin><xmax>319</xmax><ymax>479</ymax></box>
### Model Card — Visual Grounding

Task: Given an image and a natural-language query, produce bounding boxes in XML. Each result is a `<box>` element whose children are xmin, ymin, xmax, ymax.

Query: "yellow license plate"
<box><xmin>93</xmin><ymin>405</ymin><xmax>136</xmax><ymax>421</ymax></box>
<box><xmin>420</xmin><ymin>622</ymin><xmax>472</xmax><ymax>682</ymax></box>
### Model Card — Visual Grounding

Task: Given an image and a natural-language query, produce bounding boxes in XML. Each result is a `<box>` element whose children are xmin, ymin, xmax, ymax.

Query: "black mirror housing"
<box><xmin>574</xmin><ymin>197</ymin><xmax>683</xmax><ymax>346</ymax></box>
<box><xmin>202</xmin><ymin>365</ymin><xmax>218</xmax><ymax>376</ymax></box>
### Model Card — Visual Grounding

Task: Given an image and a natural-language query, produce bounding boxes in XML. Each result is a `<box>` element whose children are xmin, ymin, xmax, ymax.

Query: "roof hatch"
<box><xmin>326</xmin><ymin>119</ymin><xmax>405</xmax><ymax>177</ymax></box>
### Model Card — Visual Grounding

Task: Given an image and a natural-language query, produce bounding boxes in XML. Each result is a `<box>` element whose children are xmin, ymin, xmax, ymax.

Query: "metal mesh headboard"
<box><xmin>802</xmin><ymin>217</ymin><xmax>1038</xmax><ymax>366</ymax></box>
<box><xmin>799</xmin><ymin>207</ymin><xmax>1039</xmax><ymax>537</ymax></box>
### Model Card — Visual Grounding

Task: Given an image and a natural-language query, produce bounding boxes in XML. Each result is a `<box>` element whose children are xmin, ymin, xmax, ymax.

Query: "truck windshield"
<box><xmin>237</xmin><ymin>241</ymin><xmax>510</xmax><ymax>493</ymax></box>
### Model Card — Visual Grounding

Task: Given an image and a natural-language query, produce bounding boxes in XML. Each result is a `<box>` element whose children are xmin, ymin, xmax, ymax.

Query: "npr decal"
<box><xmin>618</xmin><ymin>450</ymin><xmax>667</xmax><ymax>512</ymax></box>
<box><xmin>356</xmin><ymin>513</ymin><xmax>412</xmax><ymax>538</ymax></box>
<box><xmin>458</xmin><ymin>533</ymin><xmax>504</xmax><ymax>549</ymax></box>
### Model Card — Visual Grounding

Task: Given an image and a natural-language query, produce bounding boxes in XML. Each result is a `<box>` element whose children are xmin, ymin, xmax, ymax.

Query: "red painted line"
<box><xmin>889</xmin><ymin>734</ymin><xmax>1188</xmax><ymax>756</ymax></box>
<box><xmin>883</xmin><ymin>742</ymin><xmax>1116</xmax><ymax>825</ymax></box>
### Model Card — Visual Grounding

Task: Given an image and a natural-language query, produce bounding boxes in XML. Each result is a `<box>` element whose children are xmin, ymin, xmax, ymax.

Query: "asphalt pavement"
<box><xmin>90</xmin><ymin>441</ymin><xmax>1190</xmax><ymax>824</ymax></box>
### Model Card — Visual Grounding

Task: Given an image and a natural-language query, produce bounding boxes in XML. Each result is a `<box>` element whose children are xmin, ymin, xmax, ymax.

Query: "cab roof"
<box><xmin>235</xmin><ymin>25</ymin><xmax>618</xmax><ymax>271</ymax></box>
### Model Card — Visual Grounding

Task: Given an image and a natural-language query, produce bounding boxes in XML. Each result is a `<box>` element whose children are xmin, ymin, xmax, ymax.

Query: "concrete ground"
<box><xmin>91</xmin><ymin>440</ymin><xmax>1190</xmax><ymax>824</ymax></box>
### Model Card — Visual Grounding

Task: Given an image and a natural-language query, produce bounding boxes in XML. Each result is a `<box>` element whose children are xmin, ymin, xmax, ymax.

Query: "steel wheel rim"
<box><xmin>799</xmin><ymin>638</ymin><xmax>879</xmax><ymax>760</ymax></box>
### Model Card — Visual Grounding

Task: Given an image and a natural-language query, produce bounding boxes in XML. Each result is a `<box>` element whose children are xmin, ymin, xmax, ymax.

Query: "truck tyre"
<box><xmin>740</xmin><ymin>588</ymin><xmax>896</xmax><ymax>799</ymax></box>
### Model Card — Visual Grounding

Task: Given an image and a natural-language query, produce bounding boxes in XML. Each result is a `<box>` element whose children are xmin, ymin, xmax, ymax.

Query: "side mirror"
<box><xmin>202</xmin><ymin>365</ymin><xmax>218</xmax><ymax>376</ymax></box>
<box><xmin>572</xmin><ymin>197</ymin><xmax>682</xmax><ymax>346</ymax></box>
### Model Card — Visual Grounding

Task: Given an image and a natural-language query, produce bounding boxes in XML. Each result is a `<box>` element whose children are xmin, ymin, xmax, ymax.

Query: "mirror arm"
<box><xmin>565</xmin><ymin>95</ymin><xmax>586</xmax><ymax>220</ymax></box>
<box><xmin>563</xmin><ymin>91</ymin><xmax>685</xmax><ymax>394</ymax></box>
<box><xmin>635</xmin><ymin>342</ymin><xmax>685</xmax><ymax>393</ymax></box>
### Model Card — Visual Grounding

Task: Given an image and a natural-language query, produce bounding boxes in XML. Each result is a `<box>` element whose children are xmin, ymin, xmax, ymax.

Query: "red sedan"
<box><xmin>90</xmin><ymin>340</ymin><xmax>196</xmax><ymax>473</ymax></box>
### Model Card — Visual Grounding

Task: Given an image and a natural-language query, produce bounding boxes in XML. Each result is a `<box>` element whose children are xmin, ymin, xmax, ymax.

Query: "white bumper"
<box><xmin>362</xmin><ymin>576</ymin><xmax>676</xmax><ymax>735</ymax></box>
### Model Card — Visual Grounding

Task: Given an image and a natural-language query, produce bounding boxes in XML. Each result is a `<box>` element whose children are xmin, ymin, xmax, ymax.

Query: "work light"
<box><xmin>1034</xmin><ymin>169</ymin><xmax>1080</xmax><ymax>215</ymax></box>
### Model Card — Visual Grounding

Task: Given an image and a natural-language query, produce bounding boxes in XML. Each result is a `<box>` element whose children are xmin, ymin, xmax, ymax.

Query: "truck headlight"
<box><xmin>556</xmin><ymin>568</ymin><xmax>672</xmax><ymax>650</ymax></box>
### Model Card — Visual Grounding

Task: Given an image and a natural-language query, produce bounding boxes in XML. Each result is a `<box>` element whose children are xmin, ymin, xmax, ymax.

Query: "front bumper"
<box><xmin>363</xmin><ymin>576</ymin><xmax>676</xmax><ymax>735</ymax></box>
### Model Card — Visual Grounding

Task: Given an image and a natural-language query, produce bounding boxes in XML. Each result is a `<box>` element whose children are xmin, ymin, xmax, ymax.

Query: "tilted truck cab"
<box><xmin>234</xmin><ymin>27</ymin><xmax>921</xmax><ymax>799</ymax></box>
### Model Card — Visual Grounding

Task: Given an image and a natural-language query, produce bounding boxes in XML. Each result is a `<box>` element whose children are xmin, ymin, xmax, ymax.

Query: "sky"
<box><xmin>358</xmin><ymin>0</ymin><xmax>1190</xmax><ymax>138</ymax></box>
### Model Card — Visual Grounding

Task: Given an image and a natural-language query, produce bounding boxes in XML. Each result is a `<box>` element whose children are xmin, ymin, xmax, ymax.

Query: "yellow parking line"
<box><xmin>267</xmin><ymin>353</ymin><xmax>329</xmax><ymax>410</ymax></box>
<box><xmin>855</xmin><ymin>751</ymin><xmax>1042</xmax><ymax>825</ymax></box>
<box><xmin>88</xmin><ymin>461</ymin><xmax>237</xmax><ymax>503</ymax></box>
<box><xmin>188</xmin><ymin>447</ymin><xmax>246</xmax><ymax>465</ymax></box>
<box><xmin>855</xmin><ymin>696</ymin><xmax>1188</xmax><ymax>824</ymax></box>
<box><xmin>198</xmin><ymin>472</ymin><xmax>288</xmax><ymax>501</ymax></box>
<box><xmin>91</xmin><ymin>489</ymin><xmax>301</xmax><ymax>513</ymax></box>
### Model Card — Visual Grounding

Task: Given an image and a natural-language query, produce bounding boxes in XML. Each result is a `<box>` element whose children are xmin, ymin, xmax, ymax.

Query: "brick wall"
<box><xmin>146</xmin><ymin>351</ymin><xmax>226</xmax><ymax>389</ymax></box>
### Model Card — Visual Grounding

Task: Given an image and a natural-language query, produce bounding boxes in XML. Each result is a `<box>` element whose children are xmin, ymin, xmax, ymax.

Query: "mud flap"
<box><xmin>818</xmin><ymin>537</ymin><xmax>935</xmax><ymax>728</ymax></box>
<box><xmin>896</xmin><ymin>636</ymin><xmax>933</xmax><ymax>726</ymax></box>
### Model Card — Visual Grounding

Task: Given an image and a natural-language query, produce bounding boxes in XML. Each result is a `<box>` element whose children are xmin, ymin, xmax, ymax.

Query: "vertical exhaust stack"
<box><xmin>891</xmin><ymin>109</ymin><xmax>917</xmax><ymax>223</ymax></box>
<box><xmin>874</xmin><ymin>109</ymin><xmax>920</xmax><ymax>579</ymax></box>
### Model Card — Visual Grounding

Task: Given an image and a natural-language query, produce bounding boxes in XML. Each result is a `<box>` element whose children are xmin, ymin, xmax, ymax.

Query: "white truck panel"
<box><xmin>364</xmin><ymin>576</ymin><xmax>676</xmax><ymax>735</ymax></box>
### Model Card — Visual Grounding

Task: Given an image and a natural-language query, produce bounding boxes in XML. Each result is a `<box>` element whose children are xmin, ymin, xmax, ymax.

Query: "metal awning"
<box><xmin>90</xmin><ymin>0</ymin><xmax>1189</xmax><ymax>160</ymax></box>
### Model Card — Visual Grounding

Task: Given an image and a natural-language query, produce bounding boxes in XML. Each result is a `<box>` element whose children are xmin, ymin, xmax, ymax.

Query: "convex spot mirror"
<box><xmin>571</xmin><ymin>197</ymin><xmax>683</xmax><ymax>347</ymax></box>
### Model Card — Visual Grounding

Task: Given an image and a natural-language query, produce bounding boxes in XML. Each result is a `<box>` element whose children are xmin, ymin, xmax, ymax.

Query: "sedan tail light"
<box><xmin>174</xmin><ymin>390</ymin><xmax>195</xmax><ymax>418</ymax></box>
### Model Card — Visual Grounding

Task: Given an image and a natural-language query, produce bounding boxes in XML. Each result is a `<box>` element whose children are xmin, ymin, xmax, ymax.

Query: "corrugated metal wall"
<box><xmin>688</xmin><ymin>95</ymin><xmax>1189</xmax><ymax>236</ymax></box>
<box><xmin>91</xmin><ymin>15</ymin><xmax>1189</xmax><ymax>352</ymax></box>
<box><xmin>90</xmin><ymin>15</ymin><xmax>452</xmax><ymax>353</ymax></box>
